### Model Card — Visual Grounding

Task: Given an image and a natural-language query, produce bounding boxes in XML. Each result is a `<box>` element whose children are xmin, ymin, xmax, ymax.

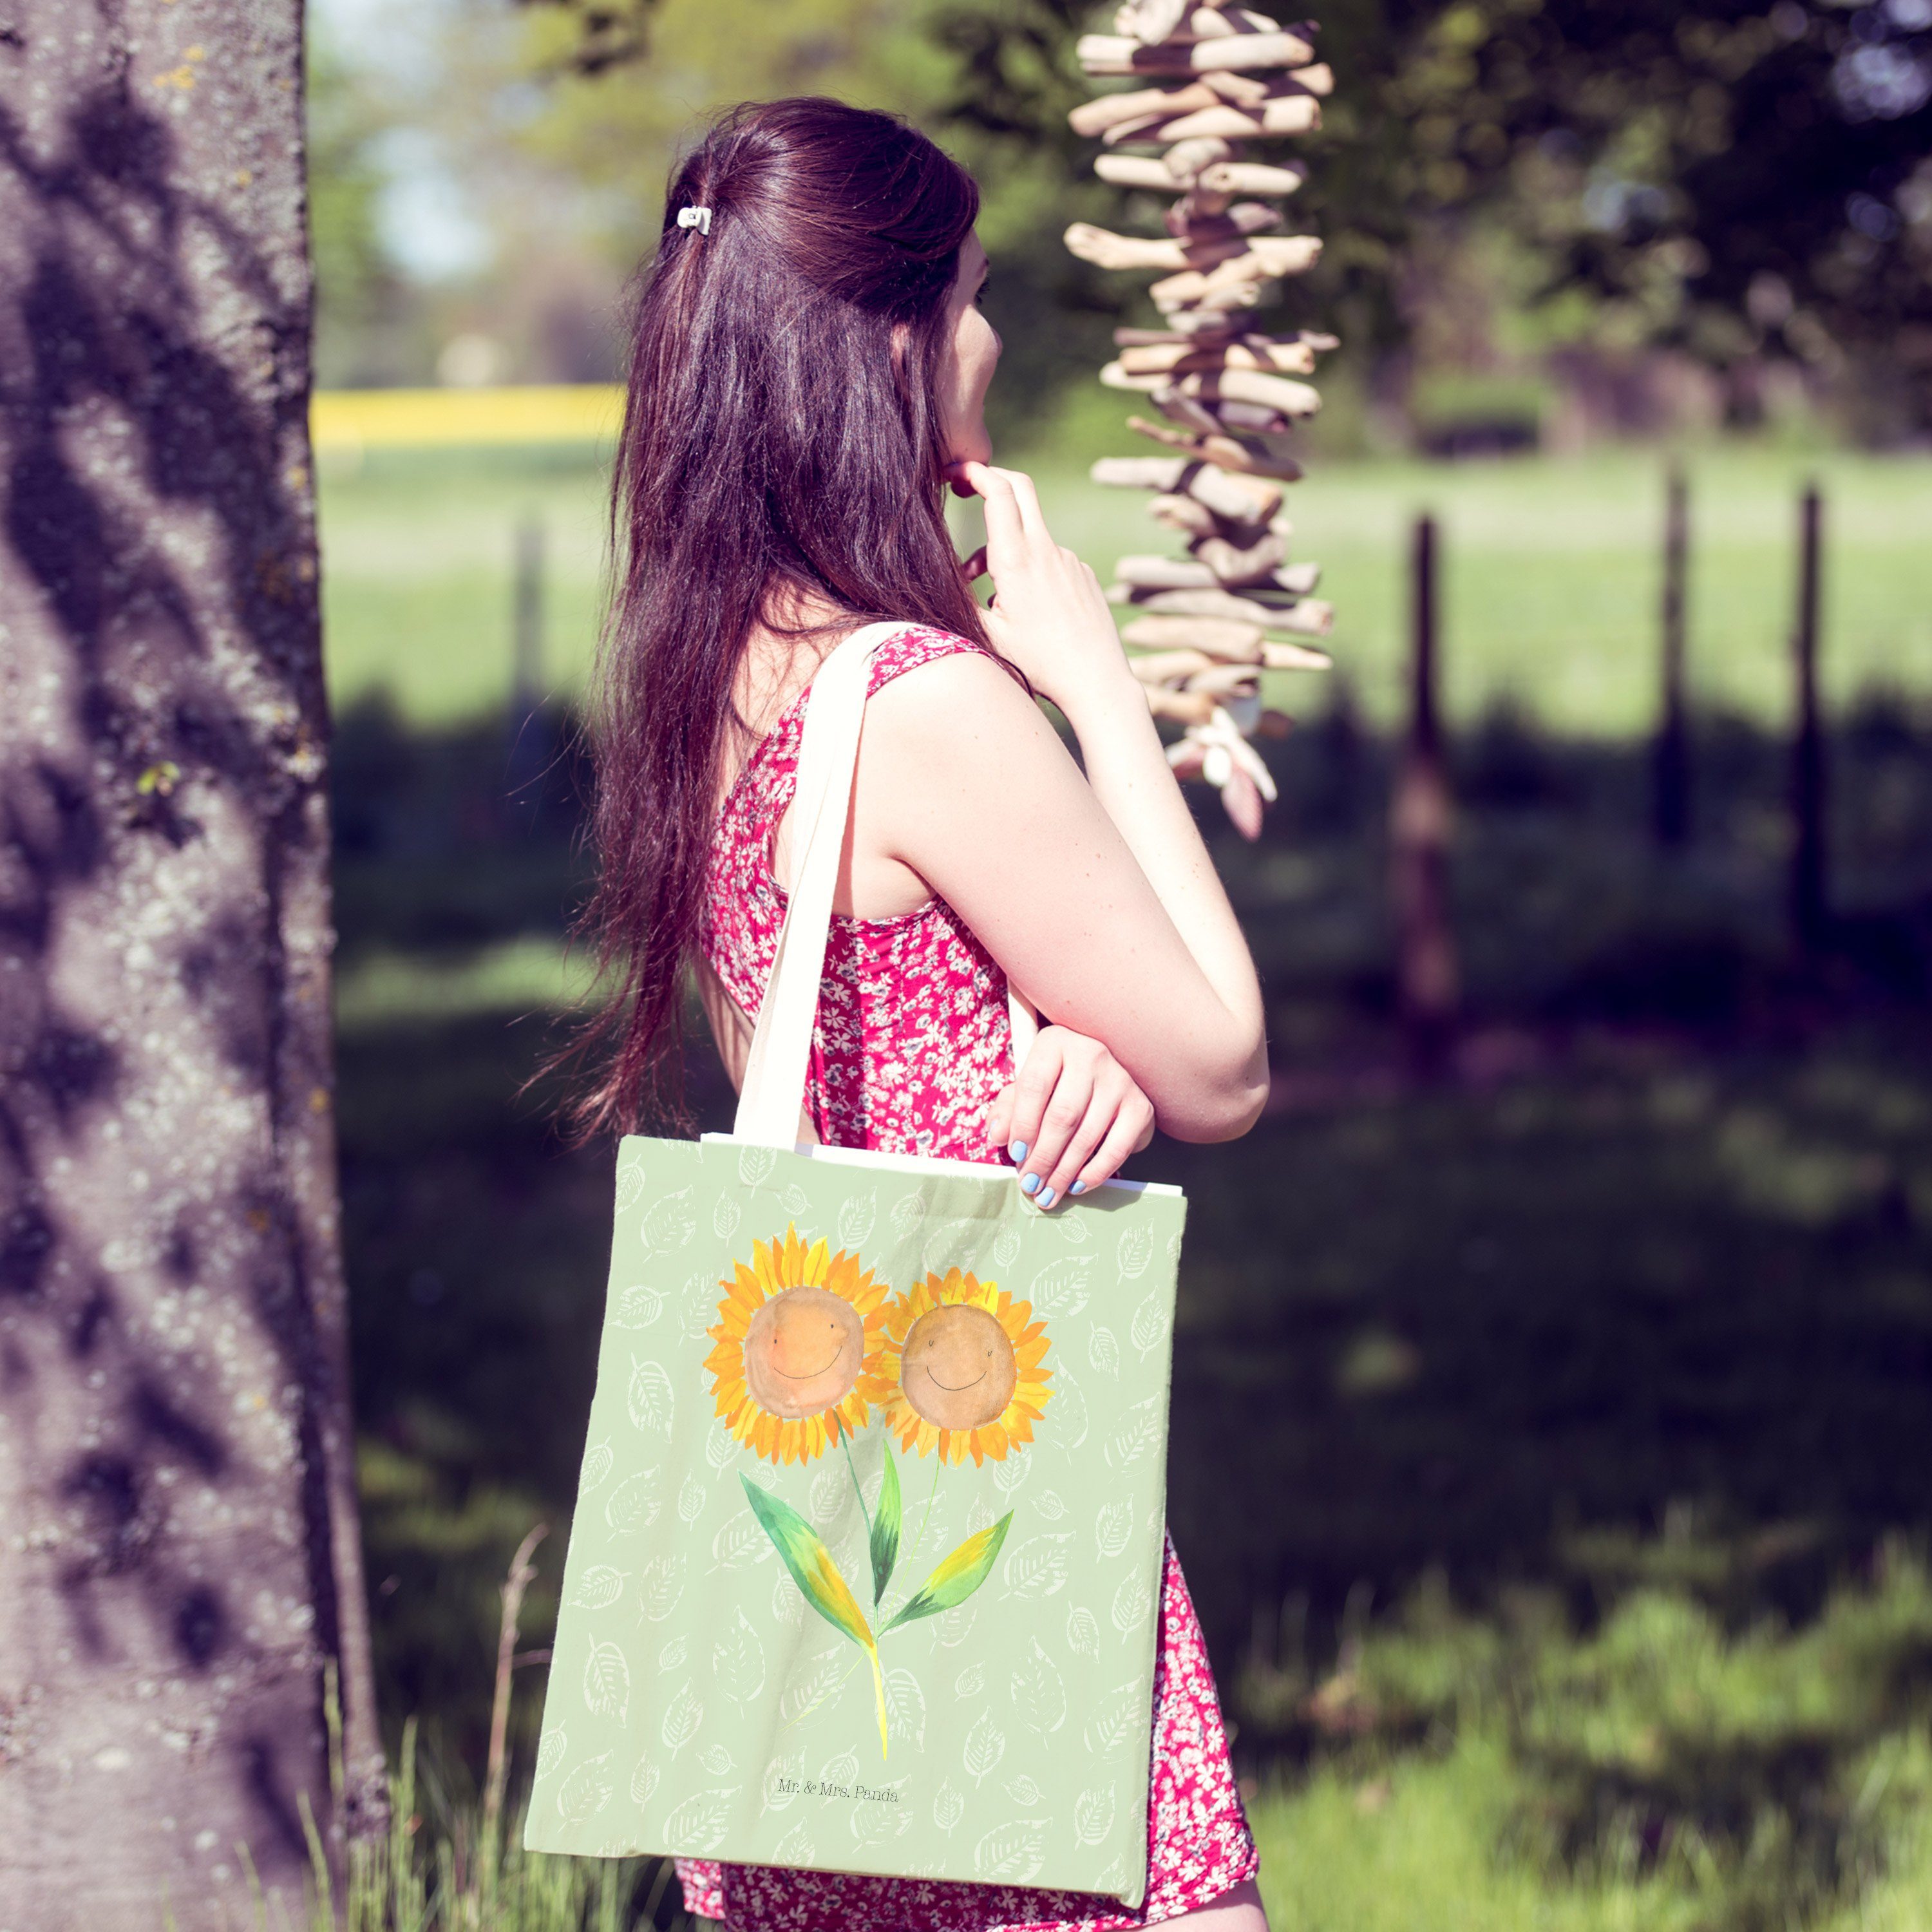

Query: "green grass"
<box><xmin>317</xmin><ymin>431</ymin><xmax>1932</xmax><ymax>1930</ymax></box>
<box><xmin>318</xmin><ymin>439</ymin><xmax>1932</xmax><ymax>737</ymax></box>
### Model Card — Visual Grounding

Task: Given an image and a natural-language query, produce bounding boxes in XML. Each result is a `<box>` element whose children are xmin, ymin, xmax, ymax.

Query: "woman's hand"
<box><xmin>987</xmin><ymin>1026</ymin><xmax>1157</xmax><ymax>1210</ymax></box>
<box><xmin>946</xmin><ymin>459</ymin><xmax>1140</xmax><ymax>723</ymax></box>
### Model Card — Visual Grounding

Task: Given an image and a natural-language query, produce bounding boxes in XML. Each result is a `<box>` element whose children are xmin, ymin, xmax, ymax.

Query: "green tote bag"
<box><xmin>526</xmin><ymin>621</ymin><xmax>1187</xmax><ymax>1906</ymax></box>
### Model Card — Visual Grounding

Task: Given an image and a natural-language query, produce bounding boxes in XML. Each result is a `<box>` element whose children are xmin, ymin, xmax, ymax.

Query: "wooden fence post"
<box><xmin>1392</xmin><ymin>513</ymin><xmax>1458</xmax><ymax>1067</ymax></box>
<box><xmin>1653</xmin><ymin>464</ymin><xmax>1690</xmax><ymax>847</ymax></box>
<box><xmin>1790</xmin><ymin>482</ymin><xmax>1826</xmax><ymax>954</ymax></box>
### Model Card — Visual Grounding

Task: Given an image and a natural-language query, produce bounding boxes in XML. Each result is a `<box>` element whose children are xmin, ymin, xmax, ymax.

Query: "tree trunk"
<box><xmin>0</xmin><ymin>3</ymin><xmax>385</xmax><ymax>1925</ymax></box>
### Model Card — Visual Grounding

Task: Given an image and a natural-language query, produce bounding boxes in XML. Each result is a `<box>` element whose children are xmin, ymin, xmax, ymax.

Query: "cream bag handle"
<box><xmin>732</xmin><ymin>623</ymin><xmax>1039</xmax><ymax>1146</ymax></box>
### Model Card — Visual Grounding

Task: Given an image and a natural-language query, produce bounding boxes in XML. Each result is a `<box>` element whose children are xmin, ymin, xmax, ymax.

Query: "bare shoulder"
<box><xmin>864</xmin><ymin>639</ymin><xmax>1054</xmax><ymax>754</ymax></box>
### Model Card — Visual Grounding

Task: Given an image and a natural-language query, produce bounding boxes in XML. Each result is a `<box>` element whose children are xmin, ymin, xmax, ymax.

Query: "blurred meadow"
<box><xmin>308</xmin><ymin>0</ymin><xmax>1932</xmax><ymax>1920</ymax></box>
<box><xmin>325</xmin><ymin>423</ymin><xmax>1932</xmax><ymax>1929</ymax></box>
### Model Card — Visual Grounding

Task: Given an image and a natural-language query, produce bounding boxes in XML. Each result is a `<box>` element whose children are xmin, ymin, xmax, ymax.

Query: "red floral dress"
<box><xmin>688</xmin><ymin>625</ymin><xmax>1259</xmax><ymax>1931</ymax></box>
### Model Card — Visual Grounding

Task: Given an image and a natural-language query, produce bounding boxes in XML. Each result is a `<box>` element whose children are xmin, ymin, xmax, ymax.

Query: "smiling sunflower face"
<box><xmin>706</xmin><ymin>1226</ymin><xmax>890</xmax><ymax>1464</ymax></box>
<box><xmin>869</xmin><ymin>1268</ymin><xmax>1052</xmax><ymax>1466</ymax></box>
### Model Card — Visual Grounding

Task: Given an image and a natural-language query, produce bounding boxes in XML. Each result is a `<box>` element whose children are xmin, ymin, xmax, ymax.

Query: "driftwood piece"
<box><xmin>1142</xmin><ymin>97</ymin><xmax>1322</xmax><ymax>142</ymax></box>
<box><xmin>1148</xmin><ymin>491</ymin><xmax>1220</xmax><ymax>536</ymax></box>
<box><xmin>1094</xmin><ymin>152</ymin><xmax>1304</xmax><ymax>194</ymax></box>
<box><xmin>1186</xmin><ymin>661</ymin><xmax>1266</xmax><ymax>697</ymax></box>
<box><xmin>1113</xmin><ymin>574</ymin><xmax>1324</xmax><ymax>614</ymax></box>
<box><xmin>1126</xmin><ymin>414</ymin><xmax>1305</xmax><ymax>477</ymax></box>
<box><xmin>1174</xmin><ymin>366</ymin><xmax>1322</xmax><ymax>415</ymax></box>
<box><xmin>1145</xmin><ymin>685</ymin><xmax>1220</xmax><ymax>725</ymax></box>
<box><xmin>1127</xmin><ymin>647</ymin><xmax>1220</xmax><ymax>681</ymax></box>
<box><xmin>1077</xmin><ymin>30</ymin><xmax>1318</xmax><ymax>74</ymax></box>
<box><xmin>1122</xmin><ymin>614</ymin><xmax>1268</xmax><ymax>657</ymax></box>
<box><xmin>1192</xmin><ymin>529</ymin><xmax>1290</xmax><ymax>583</ymax></box>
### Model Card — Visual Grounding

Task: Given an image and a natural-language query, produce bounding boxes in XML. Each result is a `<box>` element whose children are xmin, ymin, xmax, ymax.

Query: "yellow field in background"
<box><xmin>312</xmin><ymin>384</ymin><xmax>622</xmax><ymax>453</ymax></box>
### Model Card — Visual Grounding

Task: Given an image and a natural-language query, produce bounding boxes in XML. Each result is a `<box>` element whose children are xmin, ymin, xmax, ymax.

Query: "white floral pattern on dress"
<box><xmin>688</xmin><ymin>626</ymin><xmax>1258</xmax><ymax>1930</ymax></box>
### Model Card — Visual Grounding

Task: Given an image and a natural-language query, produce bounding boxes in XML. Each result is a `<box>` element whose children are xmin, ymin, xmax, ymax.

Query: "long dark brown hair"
<box><xmin>560</xmin><ymin>97</ymin><xmax>987</xmax><ymax>1141</ymax></box>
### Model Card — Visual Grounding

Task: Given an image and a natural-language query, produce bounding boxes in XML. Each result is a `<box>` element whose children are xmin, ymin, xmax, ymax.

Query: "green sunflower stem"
<box><xmin>866</xmin><ymin>1640</ymin><xmax>888</xmax><ymax>1760</ymax></box>
<box><xmin>840</xmin><ymin>1430</ymin><xmax>873</xmax><ymax>1542</ymax></box>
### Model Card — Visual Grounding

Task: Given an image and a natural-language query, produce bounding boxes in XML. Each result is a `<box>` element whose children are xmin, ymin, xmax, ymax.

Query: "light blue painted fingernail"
<box><xmin>1070</xmin><ymin>1180</ymin><xmax>1087</xmax><ymax>1195</ymax></box>
<box><xmin>1009</xmin><ymin>1139</ymin><xmax>1028</xmax><ymax>1162</ymax></box>
<box><xmin>1037</xmin><ymin>1188</ymin><xmax>1056</xmax><ymax>1210</ymax></box>
<box><xmin>1020</xmin><ymin>1172</ymin><xmax>1041</xmax><ymax>1195</ymax></box>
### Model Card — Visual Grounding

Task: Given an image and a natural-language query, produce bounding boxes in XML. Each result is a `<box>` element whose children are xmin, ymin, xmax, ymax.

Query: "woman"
<box><xmin>571</xmin><ymin>96</ymin><xmax>1272</xmax><ymax>1932</ymax></box>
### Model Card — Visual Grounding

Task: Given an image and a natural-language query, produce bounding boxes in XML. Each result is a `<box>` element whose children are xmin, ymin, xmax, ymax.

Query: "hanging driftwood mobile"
<box><xmin>1066</xmin><ymin>0</ymin><xmax>1335</xmax><ymax>837</ymax></box>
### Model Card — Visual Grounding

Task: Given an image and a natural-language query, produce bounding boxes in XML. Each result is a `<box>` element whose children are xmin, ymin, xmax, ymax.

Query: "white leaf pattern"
<box><xmin>713</xmin><ymin>1195</ymin><xmax>741</xmax><ymax>1240</ymax></box>
<box><xmin>1104</xmin><ymin>1395</ymin><xmax>1164</xmax><ymax>1470</ymax></box>
<box><xmin>578</xmin><ymin>1439</ymin><xmax>614</xmax><ymax>1495</ymax></box>
<box><xmin>1005</xmin><ymin>1533</ymin><xmax>1073</xmax><ymax>1600</ymax></box>
<box><xmin>659</xmin><ymin>1637</ymin><xmax>688</xmax><ymax>1672</ymax></box>
<box><xmin>605</xmin><ymin>1473</ymin><xmax>660</xmax><ymax>1534</ymax></box>
<box><xmin>626</xmin><ymin>1357</ymin><xmax>674</xmax><ymax>1437</ymax></box>
<box><xmin>837</xmin><ymin>1190</ymin><xmax>878</xmax><ymax>1248</ymax></box>
<box><xmin>613</xmin><ymin>1156</ymin><xmax>647</xmax><ymax>1213</ymax></box>
<box><xmin>710</xmin><ymin>1513</ymin><xmax>773</xmax><ymax>1569</ymax></box>
<box><xmin>568</xmin><ymin>1564</ymin><xmax>627</xmax><ymax>1611</ymax></box>
<box><xmin>663</xmin><ymin>1786</ymin><xmax>737</xmax><ymax>1853</ymax></box>
<box><xmin>1130</xmin><ymin>1287</ymin><xmax>1171</xmax><ymax>1358</ymax></box>
<box><xmin>1067</xmin><ymin>1605</ymin><xmax>1101</xmax><ymax>1659</ymax></box>
<box><xmin>737</xmin><ymin>1146</ymin><xmax>776</xmax><ymax>1186</ymax></box>
<box><xmin>775</xmin><ymin>1823</ymin><xmax>815</xmax><ymax>1864</ymax></box>
<box><xmin>973</xmin><ymin>1821</ymin><xmax>1045</xmax><ymax>1881</ymax></box>
<box><xmin>1034</xmin><ymin>1488</ymin><xmax>1066</xmax><ymax>1520</ymax></box>
<box><xmin>778</xmin><ymin>1183</ymin><xmax>811</xmax><ymax>1218</ymax></box>
<box><xmin>922</xmin><ymin>1217</ymin><xmax>981</xmax><ymax>1273</ymax></box>
<box><xmin>639</xmin><ymin>1188</ymin><xmax>695</xmax><ymax>1255</ymax></box>
<box><xmin>936</xmin><ymin>1600</ymin><xmax>978</xmax><ymax>1647</ymax></box>
<box><xmin>1004</xmin><ymin>1774</ymin><xmax>1043</xmax><ymax>1807</ymax></box>
<box><xmin>1113</xmin><ymin>1571</ymin><xmax>1155</xmax><ymax>1634</ymax></box>
<box><xmin>779</xmin><ymin>1650</ymin><xmax>845</xmax><ymax>1723</ymax></box>
<box><xmin>1117</xmin><ymin>1223</ymin><xmax>1153</xmax><ymax>1279</ymax></box>
<box><xmin>557</xmin><ymin>1754</ymin><xmax>612</xmax><ymax>1826</ymax></box>
<box><xmin>714</xmin><ymin>1608</ymin><xmax>766</xmax><ymax>1708</ymax></box>
<box><xmin>808</xmin><ymin>1464</ymin><xmax>846</xmax><ymax>1527</ymax></box>
<box><xmin>1095</xmin><ymin>1496</ymin><xmax>1134</xmax><ymax>1561</ymax></box>
<box><xmin>610</xmin><ymin>1283</ymin><xmax>665</xmax><ymax>1330</ymax></box>
<box><xmin>889</xmin><ymin>1189</ymin><xmax>929</xmax><ymax>1237</ymax></box>
<box><xmin>882</xmin><ymin>1667</ymin><xmax>926</xmax><ymax>1750</ymax></box>
<box><xmin>850</xmin><ymin>1799</ymin><xmax>911</xmax><ymax>1846</ymax></box>
<box><xmin>1010</xmin><ymin>1638</ymin><xmax>1068</xmax><ymax>1735</ymax></box>
<box><xmin>821</xmin><ymin>1749</ymin><xmax>859</xmax><ymax>1786</ymax></box>
<box><xmin>1025</xmin><ymin>1256</ymin><xmax>1091</xmax><ymax>1319</ymax></box>
<box><xmin>992</xmin><ymin>1222</ymin><xmax>1022</xmax><ymax>1268</ymax></box>
<box><xmin>698</xmin><ymin>1745</ymin><xmax>735</xmax><ymax>1777</ymax></box>
<box><xmin>636</xmin><ymin>1553</ymin><xmax>685</xmax><ymax>1622</ymax></box>
<box><xmin>992</xmin><ymin>1453</ymin><xmax>1030</xmax><ymax>1497</ymax></box>
<box><xmin>963</xmin><ymin>1709</ymin><xmax>1006</xmax><ymax>1785</ymax></box>
<box><xmin>761</xmin><ymin>1752</ymin><xmax>805</xmax><ymax>1815</ymax></box>
<box><xmin>677</xmin><ymin>1474</ymin><xmax>705</xmax><ymax>1525</ymax></box>
<box><xmin>535</xmin><ymin>1725</ymin><xmax>566</xmax><ymax>1782</ymax></box>
<box><xmin>1075</xmin><ymin>1785</ymin><xmax>1117</xmax><ymax>1846</ymax></box>
<box><xmin>954</xmin><ymin>1664</ymin><xmax>985</xmax><ymax>1698</ymax></box>
<box><xmin>582</xmin><ymin>1640</ymin><xmax>629</xmax><ymax>1722</ymax></box>
<box><xmin>1083</xmin><ymin>1681</ymin><xmax>1141</xmax><ymax>1756</ymax></box>
<box><xmin>1088</xmin><ymin>1326</ymin><xmax>1121</xmax><ymax>1378</ymax></box>
<box><xmin>661</xmin><ymin>1681</ymin><xmax>703</xmax><ymax>1753</ymax></box>
<box><xmin>630</xmin><ymin>1754</ymin><xmax>659</xmax><ymax>1806</ymax></box>
<box><xmin>705</xmin><ymin>1428</ymin><xmax>736</xmax><ymax>1472</ymax></box>
<box><xmin>933</xmin><ymin>1779</ymin><xmax>965</xmax><ymax>1833</ymax></box>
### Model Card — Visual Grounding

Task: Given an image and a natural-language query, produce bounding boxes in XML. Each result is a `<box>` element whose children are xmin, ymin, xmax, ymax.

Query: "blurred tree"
<box><xmin>308</xmin><ymin>24</ymin><xmax>408</xmax><ymax>387</ymax></box>
<box><xmin>1378</xmin><ymin>0</ymin><xmax>1932</xmax><ymax>426</ymax></box>
<box><xmin>0</xmin><ymin>0</ymin><xmax>383</xmax><ymax>1920</ymax></box>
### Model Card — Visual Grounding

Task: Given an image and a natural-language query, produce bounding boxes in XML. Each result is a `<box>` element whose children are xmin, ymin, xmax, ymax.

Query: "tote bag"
<box><xmin>526</xmin><ymin>622</ymin><xmax>1187</xmax><ymax>1906</ymax></box>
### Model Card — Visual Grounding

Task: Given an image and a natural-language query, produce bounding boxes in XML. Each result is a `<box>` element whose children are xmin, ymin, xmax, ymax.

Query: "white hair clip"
<box><xmin>676</xmin><ymin>205</ymin><xmax>713</xmax><ymax>237</ymax></box>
